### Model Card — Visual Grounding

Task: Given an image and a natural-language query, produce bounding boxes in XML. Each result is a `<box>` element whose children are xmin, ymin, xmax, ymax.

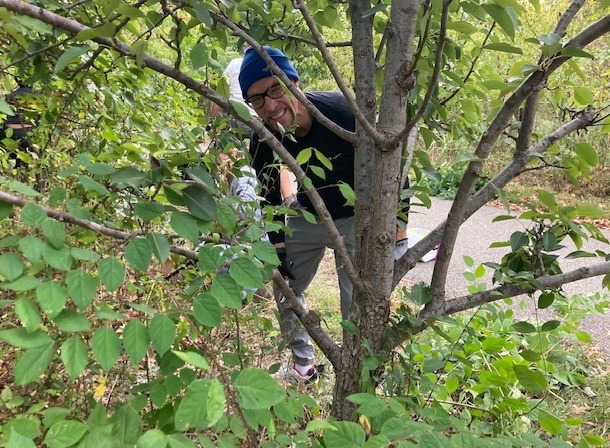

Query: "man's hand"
<box><xmin>276</xmin><ymin>247</ymin><xmax>296</xmax><ymax>280</ymax></box>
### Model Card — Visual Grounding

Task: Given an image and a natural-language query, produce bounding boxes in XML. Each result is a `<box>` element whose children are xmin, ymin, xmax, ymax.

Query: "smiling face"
<box><xmin>246</xmin><ymin>77</ymin><xmax>312</xmax><ymax>137</ymax></box>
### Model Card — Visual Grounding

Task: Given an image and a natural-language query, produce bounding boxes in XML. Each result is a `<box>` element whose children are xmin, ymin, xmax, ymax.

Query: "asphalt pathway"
<box><xmin>404</xmin><ymin>197</ymin><xmax>610</xmax><ymax>357</ymax></box>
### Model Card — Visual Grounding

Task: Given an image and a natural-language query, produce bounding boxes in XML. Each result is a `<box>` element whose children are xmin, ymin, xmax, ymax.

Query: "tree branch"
<box><xmin>392</xmin><ymin>106</ymin><xmax>599</xmax><ymax>289</ymax></box>
<box><xmin>424</xmin><ymin>14</ymin><xmax>610</xmax><ymax>312</ymax></box>
<box><xmin>294</xmin><ymin>0</ymin><xmax>381</xmax><ymax>143</ymax></box>
<box><xmin>390</xmin><ymin>260</ymin><xmax>610</xmax><ymax>344</ymax></box>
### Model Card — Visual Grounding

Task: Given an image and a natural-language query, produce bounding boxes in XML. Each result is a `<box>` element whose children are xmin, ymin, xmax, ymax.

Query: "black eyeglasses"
<box><xmin>245</xmin><ymin>83</ymin><xmax>286</xmax><ymax>109</ymax></box>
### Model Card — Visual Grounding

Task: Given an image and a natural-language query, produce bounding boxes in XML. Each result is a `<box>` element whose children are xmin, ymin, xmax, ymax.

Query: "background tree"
<box><xmin>0</xmin><ymin>0</ymin><xmax>609</xmax><ymax>445</ymax></box>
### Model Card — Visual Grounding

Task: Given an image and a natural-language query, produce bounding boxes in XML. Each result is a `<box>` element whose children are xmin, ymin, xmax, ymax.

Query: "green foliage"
<box><xmin>0</xmin><ymin>0</ymin><xmax>609</xmax><ymax>446</ymax></box>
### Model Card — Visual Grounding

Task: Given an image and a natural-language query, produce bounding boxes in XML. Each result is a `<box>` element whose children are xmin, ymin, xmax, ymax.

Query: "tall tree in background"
<box><xmin>0</xmin><ymin>0</ymin><xmax>609</xmax><ymax>443</ymax></box>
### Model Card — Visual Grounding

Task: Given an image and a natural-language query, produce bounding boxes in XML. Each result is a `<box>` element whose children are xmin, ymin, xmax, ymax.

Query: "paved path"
<box><xmin>404</xmin><ymin>197</ymin><xmax>610</xmax><ymax>357</ymax></box>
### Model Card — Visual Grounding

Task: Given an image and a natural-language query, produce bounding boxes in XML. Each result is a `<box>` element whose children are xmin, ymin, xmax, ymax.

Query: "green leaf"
<box><xmin>111</xmin><ymin>167</ymin><xmax>147</xmax><ymax>188</ymax></box>
<box><xmin>447</xmin><ymin>20</ymin><xmax>478</xmax><ymax>34</ymax></box>
<box><xmin>167</xmin><ymin>434</ymin><xmax>197</xmax><ymax>448</ymax></box>
<box><xmin>574</xmin><ymin>330</ymin><xmax>592</xmax><ymax>343</ymax></box>
<box><xmin>513</xmin><ymin>365</ymin><xmax>547</xmax><ymax>393</ymax></box>
<box><xmin>20</xmin><ymin>202</ymin><xmax>47</xmax><ymax>227</ymax></box>
<box><xmin>54</xmin><ymin>45</ymin><xmax>90</xmax><ymax>74</ymax></box>
<box><xmin>193</xmin><ymin>293</ymin><xmax>222</xmax><ymax>327</ymax></box>
<box><xmin>513</xmin><ymin>321</ymin><xmax>536</xmax><ymax>333</ymax></box>
<box><xmin>0</xmin><ymin>328</ymin><xmax>53</xmax><ymax>348</ymax></box>
<box><xmin>15</xmin><ymin>342</ymin><xmax>54</xmax><ymax>385</ymax></box>
<box><xmin>229</xmin><ymin>257</ymin><xmax>263</xmax><ymax>289</ymax></box>
<box><xmin>3</xmin><ymin>418</ymin><xmax>41</xmax><ymax>439</ymax></box>
<box><xmin>52</xmin><ymin>310</ymin><xmax>91</xmax><ymax>332</ymax></box>
<box><xmin>540</xmin><ymin>320</ymin><xmax>560</xmax><ymax>332</ymax></box>
<box><xmin>575</xmin><ymin>143</ymin><xmax>598</xmax><ymax>166</ymax></box>
<box><xmin>60</xmin><ymin>337</ymin><xmax>88</xmax><ymax>380</ymax></box>
<box><xmin>147</xmin><ymin>233</ymin><xmax>171</xmax><ymax>263</ymax></box>
<box><xmin>136</xmin><ymin>429</ymin><xmax>167</xmax><ymax>448</ymax></box>
<box><xmin>322</xmin><ymin>421</ymin><xmax>366</xmax><ymax>448</ymax></box>
<box><xmin>250</xmin><ymin>241</ymin><xmax>279</xmax><ymax>265</ymax></box>
<box><xmin>98</xmin><ymin>258</ymin><xmax>125</xmax><ymax>292</ymax></box>
<box><xmin>15</xmin><ymin>298</ymin><xmax>42</xmax><ymax>332</ymax></box>
<box><xmin>78</xmin><ymin>175</ymin><xmax>108</xmax><ymax>195</ymax></box>
<box><xmin>125</xmin><ymin>238</ymin><xmax>153</xmax><ymax>271</ymax></box>
<box><xmin>575</xmin><ymin>204</ymin><xmax>605</xmax><ymax>219</ymax></box>
<box><xmin>75</xmin><ymin>22</ymin><xmax>116</xmax><ymax>41</ymax></box>
<box><xmin>210</xmin><ymin>274</ymin><xmax>242</xmax><ymax>309</ymax></box>
<box><xmin>134</xmin><ymin>201</ymin><xmax>165</xmax><ymax>221</ymax></box>
<box><xmin>175</xmin><ymin>379</ymin><xmax>215</xmax><ymax>430</ymax></box>
<box><xmin>573</xmin><ymin>87</ymin><xmax>594</xmax><ymax>106</ymax></box>
<box><xmin>2</xmin><ymin>275</ymin><xmax>41</xmax><ymax>291</ymax></box>
<box><xmin>123</xmin><ymin>320</ymin><xmax>151</xmax><ymax>366</ymax></box>
<box><xmin>91</xmin><ymin>326</ymin><xmax>121</xmax><ymax>371</ymax></box>
<box><xmin>71</xmin><ymin>248</ymin><xmax>100</xmax><ymax>261</ymax></box>
<box><xmin>42</xmin><ymin>245</ymin><xmax>74</xmax><ymax>271</ymax></box>
<box><xmin>0</xmin><ymin>202</ymin><xmax>13</xmax><ymax>220</ymax></box>
<box><xmin>482</xmin><ymin>4</ymin><xmax>516</xmax><ymax>39</ymax></box>
<box><xmin>510</xmin><ymin>231</ymin><xmax>528</xmax><ymax>251</ymax></box>
<box><xmin>6</xmin><ymin>430</ymin><xmax>37</xmax><ymax>448</ymax></box>
<box><xmin>190</xmin><ymin>42</ymin><xmax>208</xmax><ymax>69</ymax></box>
<box><xmin>8</xmin><ymin>180</ymin><xmax>41</xmax><ymax>198</ymax></box>
<box><xmin>149</xmin><ymin>314</ymin><xmax>176</xmax><ymax>355</ymax></box>
<box><xmin>8</xmin><ymin>180</ymin><xmax>40</xmax><ymax>198</ymax></box>
<box><xmin>110</xmin><ymin>405</ymin><xmax>142</xmax><ymax>446</ymax></box>
<box><xmin>231</xmin><ymin>100</ymin><xmax>252</xmax><ymax>121</ymax></box>
<box><xmin>172</xmin><ymin>350</ymin><xmax>209</xmax><ymax>370</ymax></box>
<box><xmin>296</xmin><ymin>147</ymin><xmax>312</xmax><ymax>165</ymax></box>
<box><xmin>408</xmin><ymin>282</ymin><xmax>431</xmax><ymax>305</ymax></box>
<box><xmin>170</xmin><ymin>212</ymin><xmax>201</xmax><ymax>242</ymax></box>
<box><xmin>85</xmin><ymin>162</ymin><xmax>115</xmax><ymax>176</ymax></box>
<box><xmin>484</xmin><ymin>42</ymin><xmax>523</xmax><ymax>54</ymax></box>
<box><xmin>234</xmin><ymin>367</ymin><xmax>285</xmax><ymax>409</ymax></box>
<box><xmin>216</xmin><ymin>202</ymin><xmax>237</xmax><ymax>234</ymax></box>
<box><xmin>537</xmin><ymin>410</ymin><xmax>563</xmax><ymax>435</ymax></box>
<box><xmin>338</xmin><ymin>182</ymin><xmax>356</xmax><ymax>206</ymax></box>
<box><xmin>193</xmin><ymin>2</ymin><xmax>212</xmax><ymax>26</ymax></box>
<box><xmin>0</xmin><ymin>253</ymin><xmax>25</xmax><ymax>281</ymax></box>
<box><xmin>66</xmin><ymin>269</ymin><xmax>99</xmax><ymax>310</ymax></box>
<box><xmin>19</xmin><ymin>235</ymin><xmax>45</xmax><ymax>262</ymax></box>
<box><xmin>0</xmin><ymin>98</ymin><xmax>15</xmax><ymax>115</ymax></box>
<box><xmin>182</xmin><ymin>186</ymin><xmax>217</xmax><ymax>220</ymax></box>
<box><xmin>561</xmin><ymin>46</ymin><xmax>594</xmax><ymax>59</ymax></box>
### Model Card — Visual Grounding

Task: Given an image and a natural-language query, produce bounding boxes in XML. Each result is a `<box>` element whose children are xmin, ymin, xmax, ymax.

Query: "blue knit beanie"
<box><xmin>239</xmin><ymin>46</ymin><xmax>299</xmax><ymax>99</ymax></box>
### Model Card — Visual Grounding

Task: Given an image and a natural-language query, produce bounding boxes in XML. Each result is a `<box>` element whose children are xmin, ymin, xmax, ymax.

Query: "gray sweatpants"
<box><xmin>273</xmin><ymin>213</ymin><xmax>356</xmax><ymax>366</ymax></box>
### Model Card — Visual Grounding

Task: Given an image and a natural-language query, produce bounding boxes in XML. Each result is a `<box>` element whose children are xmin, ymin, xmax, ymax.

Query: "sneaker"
<box><xmin>394</xmin><ymin>238</ymin><xmax>409</xmax><ymax>261</ymax></box>
<box><xmin>272</xmin><ymin>362</ymin><xmax>319</xmax><ymax>385</ymax></box>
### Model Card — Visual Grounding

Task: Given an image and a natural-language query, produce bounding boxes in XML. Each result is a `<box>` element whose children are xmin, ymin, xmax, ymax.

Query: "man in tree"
<box><xmin>240</xmin><ymin>46</ymin><xmax>410</xmax><ymax>384</ymax></box>
<box><xmin>240</xmin><ymin>46</ymin><xmax>355</xmax><ymax>384</ymax></box>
